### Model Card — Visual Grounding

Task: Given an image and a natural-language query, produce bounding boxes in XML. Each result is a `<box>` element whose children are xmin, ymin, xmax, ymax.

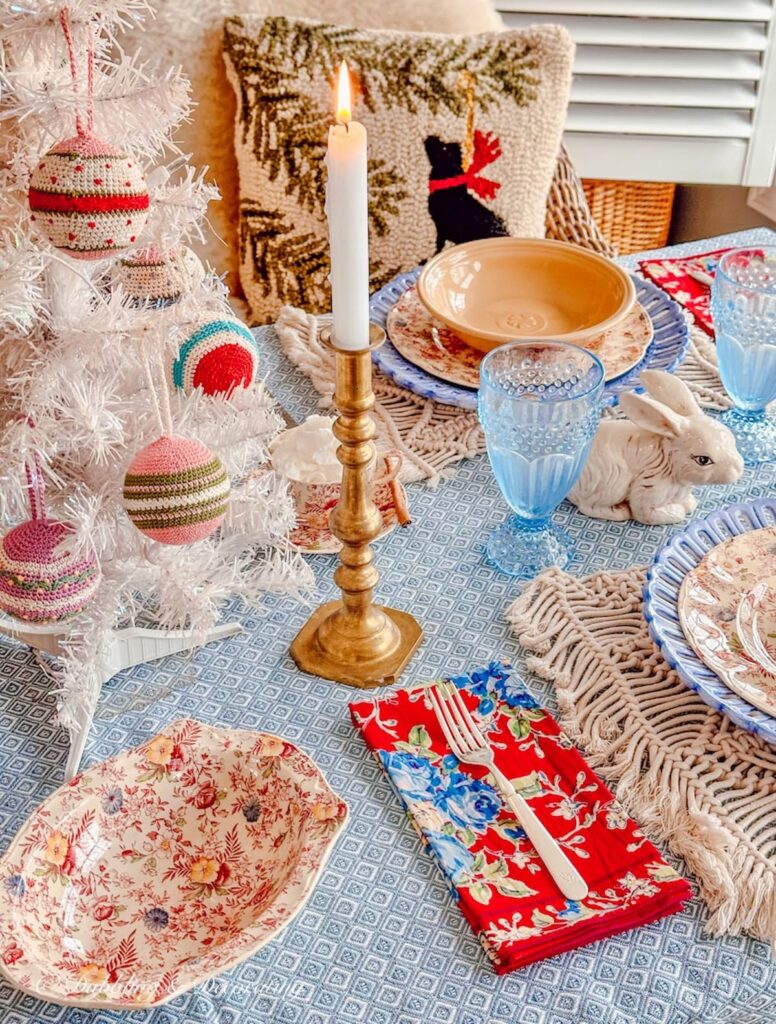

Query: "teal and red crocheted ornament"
<box><xmin>171</xmin><ymin>316</ymin><xmax>258</xmax><ymax>397</ymax></box>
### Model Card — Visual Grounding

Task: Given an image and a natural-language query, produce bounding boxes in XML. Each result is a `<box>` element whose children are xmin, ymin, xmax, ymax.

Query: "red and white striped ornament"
<box><xmin>28</xmin><ymin>133</ymin><xmax>149</xmax><ymax>261</ymax></box>
<box><xmin>27</xmin><ymin>7</ymin><xmax>149</xmax><ymax>261</ymax></box>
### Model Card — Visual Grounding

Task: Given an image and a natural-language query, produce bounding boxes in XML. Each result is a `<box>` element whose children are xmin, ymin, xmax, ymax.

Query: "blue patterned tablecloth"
<box><xmin>1</xmin><ymin>228</ymin><xmax>775</xmax><ymax>1024</ymax></box>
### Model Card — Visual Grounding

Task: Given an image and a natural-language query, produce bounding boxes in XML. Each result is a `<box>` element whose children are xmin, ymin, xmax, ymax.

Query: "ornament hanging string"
<box><xmin>138</xmin><ymin>329</ymin><xmax>174</xmax><ymax>438</ymax></box>
<box><xmin>23</xmin><ymin>418</ymin><xmax>47</xmax><ymax>522</ymax></box>
<box><xmin>59</xmin><ymin>6</ymin><xmax>95</xmax><ymax>137</ymax></box>
<box><xmin>24</xmin><ymin>458</ymin><xmax>47</xmax><ymax>521</ymax></box>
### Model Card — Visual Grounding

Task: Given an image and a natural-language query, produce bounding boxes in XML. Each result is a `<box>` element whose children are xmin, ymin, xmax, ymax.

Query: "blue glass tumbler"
<box><xmin>711</xmin><ymin>246</ymin><xmax>776</xmax><ymax>466</ymax></box>
<box><xmin>478</xmin><ymin>340</ymin><xmax>604</xmax><ymax>579</ymax></box>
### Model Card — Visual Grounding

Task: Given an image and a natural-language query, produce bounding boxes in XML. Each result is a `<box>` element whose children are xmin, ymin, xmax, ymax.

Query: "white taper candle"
<box><xmin>325</xmin><ymin>61</ymin><xmax>370</xmax><ymax>351</ymax></box>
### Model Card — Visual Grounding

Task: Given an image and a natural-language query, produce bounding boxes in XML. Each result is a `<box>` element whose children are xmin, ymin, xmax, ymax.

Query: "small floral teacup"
<box><xmin>283</xmin><ymin>449</ymin><xmax>410</xmax><ymax>535</ymax></box>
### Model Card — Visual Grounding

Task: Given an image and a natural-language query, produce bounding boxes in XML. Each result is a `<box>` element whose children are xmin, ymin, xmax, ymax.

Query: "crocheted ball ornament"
<box><xmin>0</xmin><ymin>519</ymin><xmax>100</xmax><ymax>623</ymax></box>
<box><xmin>28</xmin><ymin>133</ymin><xmax>149</xmax><ymax>261</ymax></box>
<box><xmin>117</xmin><ymin>246</ymin><xmax>205</xmax><ymax>306</ymax></box>
<box><xmin>171</xmin><ymin>317</ymin><xmax>259</xmax><ymax>397</ymax></box>
<box><xmin>122</xmin><ymin>435</ymin><xmax>230</xmax><ymax>545</ymax></box>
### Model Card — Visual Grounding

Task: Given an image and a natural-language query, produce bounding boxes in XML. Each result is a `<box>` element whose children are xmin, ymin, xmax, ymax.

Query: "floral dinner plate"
<box><xmin>386</xmin><ymin>286</ymin><xmax>653</xmax><ymax>388</ymax></box>
<box><xmin>584</xmin><ymin>302</ymin><xmax>653</xmax><ymax>382</ymax></box>
<box><xmin>645</xmin><ymin>498</ymin><xmax>776</xmax><ymax>743</ymax></box>
<box><xmin>0</xmin><ymin>719</ymin><xmax>347</xmax><ymax>1008</ymax></box>
<box><xmin>678</xmin><ymin>526</ymin><xmax>776</xmax><ymax>717</ymax></box>
<box><xmin>386</xmin><ymin>288</ymin><xmax>481</xmax><ymax>389</ymax></box>
<box><xmin>736</xmin><ymin>576</ymin><xmax>776</xmax><ymax>677</ymax></box>
<box><xmin>370</xmin><ymin>269</ymin><xmax>689</xmax><ymax>411</ymax></box>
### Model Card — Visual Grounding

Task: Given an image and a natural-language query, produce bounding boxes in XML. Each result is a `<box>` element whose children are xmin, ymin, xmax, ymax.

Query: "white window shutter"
<box><xmin>496</xmin><ymin>1</ymin><xmax>776</xmax><ymax>186</ymax></box>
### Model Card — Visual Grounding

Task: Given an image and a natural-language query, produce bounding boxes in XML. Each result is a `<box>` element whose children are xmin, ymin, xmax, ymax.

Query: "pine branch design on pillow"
<box><xmin>239</xmin><ymin>205</ymin><xmax>330</xmax><ymax>311</ymax></box>
<box><xmin>223</xmin><ymin>15</ymin><xmax>573</xmax><ymax>323</ymax></box>
<box><xmin>368</xmin><ymin>158</ymin><xmax>409</xmax><ymax>238</ymax></box>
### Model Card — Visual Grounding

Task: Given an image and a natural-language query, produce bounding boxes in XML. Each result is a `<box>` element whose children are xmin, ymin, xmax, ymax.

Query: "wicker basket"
<box><xmin>581</xmin><ymin>179</ymin><xmax>676</xmax><ymax>255</ymax></box>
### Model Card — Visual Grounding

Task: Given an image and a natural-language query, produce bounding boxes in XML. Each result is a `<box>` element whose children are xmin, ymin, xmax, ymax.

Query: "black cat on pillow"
<box><xmin>425</xmin><ymin>129</ymin><xmax>508</xmax><ymax>253</ymax></box>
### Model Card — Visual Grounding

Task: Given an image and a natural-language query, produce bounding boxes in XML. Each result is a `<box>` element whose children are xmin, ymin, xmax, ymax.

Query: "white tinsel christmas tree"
<box><xmin>0</xmin><ymin>0</ymin><xmax>312</xmax><ymax>771</ymax></box>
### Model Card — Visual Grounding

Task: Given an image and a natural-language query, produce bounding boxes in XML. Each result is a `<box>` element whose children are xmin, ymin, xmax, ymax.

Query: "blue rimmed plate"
<box><xmin>644</xmin><ymin>498</ymin><xmax>776</xmax><ymax>744</ymax></box>
<box><xmin>369</xmin><ymin>269</ymin><xmax>689</xmax><ymax>411</ymax></box>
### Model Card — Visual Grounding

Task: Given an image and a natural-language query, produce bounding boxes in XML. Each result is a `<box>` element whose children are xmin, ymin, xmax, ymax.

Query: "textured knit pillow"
<box><xmin>223</xmin><ymin>16</ymin><xmax>574</xmax><ymax>324</ymax></box>
<box><xmin>122</xmin><ymin>0</ymin><xmax>503</xmax><ymax>294</ymax></box>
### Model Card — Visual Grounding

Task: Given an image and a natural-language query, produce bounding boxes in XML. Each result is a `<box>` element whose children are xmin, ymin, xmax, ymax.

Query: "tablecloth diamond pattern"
<box><xmin>0</xmin><ymin>229</ymin><xmax>775</xmax><ymax>1024</ymax></box>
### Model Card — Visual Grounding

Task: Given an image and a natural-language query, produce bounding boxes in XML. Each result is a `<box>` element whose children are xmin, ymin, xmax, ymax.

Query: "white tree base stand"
<box><xmin>0</xmin><ymin>617</ymin><xmax>242</xmax><ymax>780</ymax></box>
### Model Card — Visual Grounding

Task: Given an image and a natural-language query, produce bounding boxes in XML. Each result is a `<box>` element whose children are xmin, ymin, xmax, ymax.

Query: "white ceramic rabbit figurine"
<box><xmin>569</xmin><ymin>370</ymin><xmax>744</xmax><ymax>525</ymax></box>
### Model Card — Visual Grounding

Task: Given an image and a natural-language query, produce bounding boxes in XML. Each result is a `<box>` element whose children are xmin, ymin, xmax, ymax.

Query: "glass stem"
<box><xmin>509</xmin><ymin>514</ymin><xmax>551</xmax><ymax>533</ymax></box>
<box><xmin>733</xmin><ymin>406</ymin><xmax>766</xmax><ymax>423</ymax></box>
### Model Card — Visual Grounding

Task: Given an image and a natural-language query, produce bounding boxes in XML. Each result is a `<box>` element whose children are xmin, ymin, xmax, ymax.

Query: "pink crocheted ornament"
<box><xmin>117</xmin><ymin>246</ymin><xmax>205</xmax><ymax>305</ymax></box>
<box><xmin>0</xmin><ymin>519</ymin><xmax>100</xmax><ymax>624</ymax></box>
<box><xmin>28</xmin><ymin>133</ymin><xmax>149</xmax><ymax>261</ymax></box>
<box><xmin>122</xmin><ymin>435</ymin><xmax>230</xmax><ymax>545</ymax></box>
<box><xmin>171</xmin><ymin>316</ymin><xmax>258</xmax><ymax>397</ymax></box>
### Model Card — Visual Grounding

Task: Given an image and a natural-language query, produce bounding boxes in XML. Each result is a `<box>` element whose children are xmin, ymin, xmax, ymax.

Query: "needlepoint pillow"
<box><xmin>124</xmin><ymin>0</ymin><xmax>503</xmax><ymax>295</ymax></box>
<box><xmin>223</xmin><ymin>16</ymin><xmax>574</xmax><ymax>324</ymax></box>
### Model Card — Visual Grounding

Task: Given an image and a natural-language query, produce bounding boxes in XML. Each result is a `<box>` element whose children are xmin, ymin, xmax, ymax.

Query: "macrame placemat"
<box><xmin>507</xmin><ymin>566</ymin><xmax>776</xmax><ymax>950</ymax></box>
<box><xmin>276</xmin><ymin>306</ymin><xmax>484</xmax><ymax>485</ymax></box>
<box><xmin>275</xmin><ymin>303</ymin><xmax>729</xmax><ymax>485</ymax></box>
<box><xmin>647</xmin><ymin>298</ymin><xmax>732</xmax><ymax>412</ymax></box>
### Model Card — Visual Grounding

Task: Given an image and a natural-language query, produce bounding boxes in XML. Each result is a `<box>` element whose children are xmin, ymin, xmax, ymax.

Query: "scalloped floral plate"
<box><xmin>371</xmin><ymin>269</ymin><xmax>689</xmax><ymax>410</ymax></box>
<box><xmin>386</xmin><ymin>285</ymin><xmax>653</xmax><ymax>388</ymax></box>
<box><xmin>0</xmin><ymin>719</ymin><xmax>347</xmax><ymax>1008</ymax></box>
<box><xmin>737</xmin><ymin>576</ymin><xmax>776</xmax><ymax>677</ymax></box>
<box><xmin>644</xmin><ymin>498</ymin><xmax>776</xmax><ymax>743</ymax></box>
<box><xmin>678</xmin><ymin>527</ymin><xmax>776</xmax><ymax>717</ymax></box>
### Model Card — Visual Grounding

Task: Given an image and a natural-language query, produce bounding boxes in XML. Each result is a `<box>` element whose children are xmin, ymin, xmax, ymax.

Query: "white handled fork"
<box><xmin>429</xmin><ymin>682</ymin><xmax>589</xmax><ymax>901</ymax></box>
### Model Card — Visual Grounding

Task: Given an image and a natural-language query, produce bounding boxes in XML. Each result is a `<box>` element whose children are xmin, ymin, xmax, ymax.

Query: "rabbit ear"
<box><xmin>639</xmin><ymin>370</ymin><xmax>699</xmax><ymax>417</ymax></box>
<box><xmin>620</xmin><ymin>391</ymin><xmax>684</xmax><ymax>438</ymax></box>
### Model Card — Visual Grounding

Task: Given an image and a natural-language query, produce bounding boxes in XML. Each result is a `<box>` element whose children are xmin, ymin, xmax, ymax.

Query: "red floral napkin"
<box><xmin>350</xmin><ymin>662</ymin><xmax>692</xmax><ymax>973</ymax></box>
<box><xmin>639</xmin><ymin>248</ymin><xmax>729</xmax><ymax>336</ymax></box>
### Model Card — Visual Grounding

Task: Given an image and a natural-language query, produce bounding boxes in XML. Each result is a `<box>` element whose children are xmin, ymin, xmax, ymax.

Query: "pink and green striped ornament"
<box><xmin>122</xmin><ymin>435</ymin><xmax>230</xmax><ymax>545</ymax></box>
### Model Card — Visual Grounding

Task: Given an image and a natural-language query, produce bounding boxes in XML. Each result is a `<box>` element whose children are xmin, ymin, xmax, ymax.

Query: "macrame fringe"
<box><xmin>681</xmin><ymin>322</ymin><xmax>732</xmax><ymax>411</ymax></box>
<box><xmin>507</xmin><ymin>567</ymin><xmax>776</xmax><ymax>952</ymax></box>
<box><xmin>631</xmin><ymin>272</ymin><xmax>731</xmax><ymax>412</ymax></box>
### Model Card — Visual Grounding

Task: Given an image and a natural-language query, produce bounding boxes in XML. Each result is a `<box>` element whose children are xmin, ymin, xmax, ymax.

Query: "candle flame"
<box><xmin>336</xmin><ymin>60</ymin><xmax>352</xmax><ymax>124</ymax></box>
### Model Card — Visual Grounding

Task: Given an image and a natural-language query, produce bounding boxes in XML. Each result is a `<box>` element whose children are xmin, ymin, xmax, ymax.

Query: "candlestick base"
<box><xmin>290</xmin><ymin>322</ymin><xmax>422</xmax><ymax>688</ymax></box>
<box><xmin>291</xmin><ymin>600</ymin><xmax>422</xmax><ymax>689</ymax></box>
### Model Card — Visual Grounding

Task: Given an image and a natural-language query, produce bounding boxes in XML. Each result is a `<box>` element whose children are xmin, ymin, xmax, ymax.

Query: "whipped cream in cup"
<box><xmin>269</xmin><ymin>415</ymin><xmax>341</xmax><ymax>484</ymax></box>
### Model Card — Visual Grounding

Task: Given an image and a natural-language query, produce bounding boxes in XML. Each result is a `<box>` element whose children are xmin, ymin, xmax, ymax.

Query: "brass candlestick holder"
<box><xmin>290</xmin><ymin>325</ymin><xmax>422</xmax><ymax>688</ymax></box>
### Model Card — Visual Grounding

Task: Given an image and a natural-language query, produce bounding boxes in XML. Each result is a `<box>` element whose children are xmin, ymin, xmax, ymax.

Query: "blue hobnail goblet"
<box><xmin>711</xmin><ymin>246</ymin><xmax>776</xmax><ymax>466</ymax></box>
<box><xmin>478</xmin><ymin>340</ymin><xmax>604</xmax><ymax>579</ymax></box>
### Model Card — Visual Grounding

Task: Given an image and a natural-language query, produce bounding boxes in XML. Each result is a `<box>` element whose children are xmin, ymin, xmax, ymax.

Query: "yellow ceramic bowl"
<box><xmin>417</xmin><ymin>237</ymin><xmax>636</xmax><ymax>353</ymax></box>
